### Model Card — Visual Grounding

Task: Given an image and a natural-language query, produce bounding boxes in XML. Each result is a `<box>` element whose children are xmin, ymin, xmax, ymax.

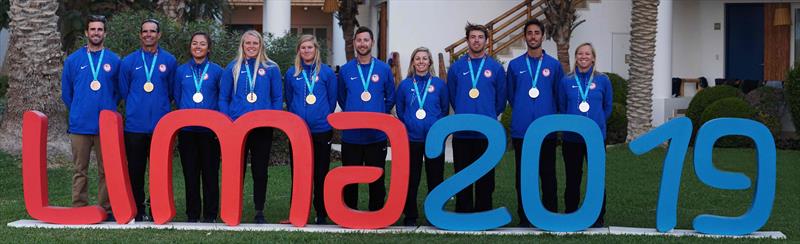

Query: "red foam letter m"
<box><xmin>147</xmin><ymin>109</ymin><xmax>313</xmax><ymax>226</ymax></box>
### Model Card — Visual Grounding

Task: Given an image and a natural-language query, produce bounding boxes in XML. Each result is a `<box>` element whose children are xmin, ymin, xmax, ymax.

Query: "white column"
<box><xmin>263</xmin><ymin>0</ymin><xmax>291</xmax><ymax>38</ymax></box>
<box><xmin>652</xmin><ymin>0</ymin><xmax>673</xmax><ymax>126</ymax></box>
<box><xmin>332</xmin><ymin>12</ymin><xmax>347</xmax><ymax>65</ymax></box>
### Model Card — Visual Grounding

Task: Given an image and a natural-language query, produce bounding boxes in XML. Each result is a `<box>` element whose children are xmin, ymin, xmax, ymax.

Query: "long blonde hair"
<box><xmin>293</xmin><ymin>34</ymin><xmax>322</xmax><ymax>77</ymax></box>
<box><xmin>406</xmin><ymin>47</ymin><xmax>436</xmax><ymax>78</ymax></box>
<box><xmin>573</xmin><ymin>42</ymin><xmax>598</xmax><ymax>76</ymax></box>
<box><xmin>232</xmin><ymin>30</ymin><xmax>275</xmax><ymax>93</ymax></box>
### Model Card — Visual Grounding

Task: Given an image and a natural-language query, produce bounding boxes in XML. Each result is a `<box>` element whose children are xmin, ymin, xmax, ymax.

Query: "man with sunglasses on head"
<box><xmin>118</xmin><ymin>18</ymin><xmax>178</xmax><ymax>221</ymax></box>
<box><xmin>61</xmin><ymin>15</ymin><xmax>120</xmax><ymax>221</ymax></box>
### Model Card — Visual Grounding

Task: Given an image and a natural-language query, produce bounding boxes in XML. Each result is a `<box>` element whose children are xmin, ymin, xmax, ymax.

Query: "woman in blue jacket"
<box><xmin>173</xmin><ymin>32</ymin><xmax>224</xmax><ymax>223</ymax></box>
<box><xmin>219</xmin><ymin>30</ymin><xmax>283</xmax><ymax>224</ymax></box>
<box><xmin>395</xmin><ymin>47</ymin><xmax>448</xmax><ymax>226</ymax></box>
<box><xmin>284</xmin><ymin>34</ymin><xmax>337</xmax><ymax>225</ymax></box>
<box><xmin>557</xmin><ymin>43</ymin><xmax>612</xmax><ymax>228</ymax></box>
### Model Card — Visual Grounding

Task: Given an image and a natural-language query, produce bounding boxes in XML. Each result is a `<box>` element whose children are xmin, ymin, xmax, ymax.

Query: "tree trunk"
<box><xmin>555</xmin><ymin>40</ymin><xmax>571</xmax><ymax>73</ymax></box>
<box><xmin>626</xmin><ymin>0</ymin><xmax>659</xmax><ymax>141</ymax></box>
<box><xmin>337</xmin><ymin>0</ymin><xmax>360</xmax><ymax>61</ymax></box>
<box><xmin>0</xmin><ymin>0</ymin><xmax>69</xmax><ymax>158</ymax></box>
<box><xmin>157</xmin><ymin>0</ymin><xmax>186</xmax><ymax>23</ymax></box>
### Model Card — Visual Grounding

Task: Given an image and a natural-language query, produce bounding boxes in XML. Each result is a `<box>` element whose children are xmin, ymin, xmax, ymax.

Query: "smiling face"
<box><xmin>298</xmin><ymin>40</ymin><xmax>316</xmax><ymax>64</ymax></box>
<box><xmin>242</xmin><ymin>33</ymin><xmax>261</xmax><ymax>59</ymax></box>
<box><xmin>412</xmin><ymin>51</ymin><xmax>431</xmax><ymax>75</ymax></box>
<box><xmin>575</xmin><ymin>44</ymin><xmax>596</xmax><ymax>71</ymax></box>
<box><xmin>85</xmin><ymin>21</ymin><xmax>106</xmax><ymax>47</ymax></box>
<box><xmin>524</xmin><ymin>24</ymin><xmax>543</xmax><ymax>51</ymax></box>
<box><xmin>139</xmin><ymin>22</ymin><xmax>161</xmax><ymax>48</ymax></box>
<box><xmin>190</xmin><ymin>35</ymin><xmax>209</xmax><ymax>60</ymax></box>
<box><xmin>467</xmin><ymin>30</ymin><xmax>487</xmax><ymax>54</ymax></box>
<box><xmin>354</xmin><ymin>31</ymin><xmax>373</xmax><ymax>57</ymax></box>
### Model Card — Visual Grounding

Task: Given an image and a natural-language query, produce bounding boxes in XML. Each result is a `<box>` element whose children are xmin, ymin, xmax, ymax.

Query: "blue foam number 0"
<box><xmin>423</xmin><ymin>114</ymin><xmax>510</xmax><ymax>231</ymax></box>
<box><xmin>520</xmin><ymin>115</ymin><xmax>606</xmax><ymax>232</ymax></box>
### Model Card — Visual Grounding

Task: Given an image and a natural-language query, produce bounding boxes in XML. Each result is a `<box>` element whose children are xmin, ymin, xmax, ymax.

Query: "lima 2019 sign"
<box><xmin>21</xmin><ymin>109</ymin><xmax>776</xmax><ymax>235</ymax></box>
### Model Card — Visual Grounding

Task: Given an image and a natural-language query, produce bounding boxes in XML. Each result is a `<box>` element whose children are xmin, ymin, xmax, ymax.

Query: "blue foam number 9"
<box><xmin>424</xmin><ymin>114</ymin><xmax>510</xmax><ymax>231</ymax></box>
<box><xmin>692</xmin><ymin>118</ymin><xmax>776</xmax><ymax>235</ymax></box>
<box><xmin>520</xmin><ymin>115</ymin><xmax>605</xmax><ymax>232</ymax></box>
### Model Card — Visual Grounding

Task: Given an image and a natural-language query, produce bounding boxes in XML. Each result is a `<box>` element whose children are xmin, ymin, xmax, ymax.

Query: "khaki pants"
<box><xmin>70</xmin><ymin>134</ymin><xmax>110</xmax><ymax>211</ymax></box>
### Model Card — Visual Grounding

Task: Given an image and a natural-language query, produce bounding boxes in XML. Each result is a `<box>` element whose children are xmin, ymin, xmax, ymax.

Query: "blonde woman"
<box><xmin>394</xmin><ymin>47</ymin><xmax>448</xmax><ymax>226</ymax></box>
<box><xmin>218</xmin><ymin>30</ymin><xmax>283</xmax><ymax>224</ymax></box>
<box><xmin>557</xmin><ymin>43</ymin><xmax>612</xmax><ymax>228</ymax></box>
<box><xmin>283</xmin><ymin>34</ymin><xmax>337</xmax><ymax>224</ymax></box>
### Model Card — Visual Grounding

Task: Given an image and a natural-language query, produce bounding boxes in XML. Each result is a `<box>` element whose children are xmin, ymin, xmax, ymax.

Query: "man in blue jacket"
<box><xmin>447</xmin><ymin>23</ymin><xmax>507</xmax><ymax>213</ymax></box>
<box><xmin>337</xmin><ymin>26</ymin><xmax>395</xmax><ymax>211</ymax></box>
<box><xmin>61</xmin><ymin>15</ymin><xmax>120</xmax><ymax>220</ymax></box>
<box><xmin>506</xmin><ymin>19</ymin><xmax>564</xmax><ymax>227</ymax></box>
<box><xmin>118</xmin><ymin>19</ymin><xmax>178</xmax><ymax>221</ymax></box>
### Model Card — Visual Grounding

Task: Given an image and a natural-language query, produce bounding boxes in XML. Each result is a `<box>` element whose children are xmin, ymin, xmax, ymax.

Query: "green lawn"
<box><xmin>0</xmin><ymin>145</ymin><xmax>797</xmax><ymax>243</ymax></box>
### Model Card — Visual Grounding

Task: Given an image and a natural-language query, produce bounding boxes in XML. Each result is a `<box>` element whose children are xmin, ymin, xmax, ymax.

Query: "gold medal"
<box><xmin>90</xmin><ymin>80</ymin><xmax>101</xmax><ymax>91</ymax></box>
<box><xmin>468</xmin><ymin>88</ymin><xmax>480</xmax><ymax>99</ymax></box>
<box><xmin>143</xmin><ymin>82</ymin><xmax>154</xmax><ymax>92</ymax></box>
<box><xmin>247</xmin><ymin>92</ymin><xmax>258</xmax><ymax>103</ymax></box>
<box><xmin>361</xmin><ymin>91</ymin><xmax>371</xmax><ymax>102</ymax></box>
<box><xmin>192</xmin><ymin>92</ymin><xmax>204</xmax><ymax>103</ymax></box>
<box><xmin>306</xmin><ymin>94</ymin><xmax>317</xmax><ymax>105</ymax></box>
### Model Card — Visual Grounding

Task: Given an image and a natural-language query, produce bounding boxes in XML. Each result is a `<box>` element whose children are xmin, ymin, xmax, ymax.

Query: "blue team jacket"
<box><xmin>119</xmin><ymin>47</ymin><xmax>178</xmax><ymax>133</ymax></box>
<box><xmin>557</xmin><ymin>67</ymin><xmax>613</xmax><ymax>143</ymax></box>
<box><xmin>219</xmin><ymin>58</ymin><xmax>283</xmax><ymax>120</ymax></box>
<box><xmin>447</xmin><ymin>55</ymin><xmax>507</xmax><ymax>139</ymax></box>
<box><xmin>284</xmin><ymin>63</ymin><xmax>337</xmax><ymax>133</ymax></box>
<box><xmin>337</xmin><ymin>58</ymin><xmax>395</xmax><ymax>144</ymax></box>
<box><xmin>61</xmin><ymin>47</ymin><xmax>121</xmax><ymax>135</ymax></box>
<box><xmin>395</xmin><ymin>74</ymin><xmax>449</xmax><ymax>142</ymax></box>
<box><xmin>173</xmin><ymin>59</ymin><xmax>224</xmax><ymax>132</ymax></box>
<box><xmin>506</xmin><ymin>51</ymin><xmax>564</xmax><ymax>139</ymax></box>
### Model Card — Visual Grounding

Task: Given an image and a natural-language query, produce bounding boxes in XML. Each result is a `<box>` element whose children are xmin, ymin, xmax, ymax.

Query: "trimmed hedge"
<box><xmin>786</xmin><ymin>64</ymin><xmax>800</xmax><ymax>133</ymax></box>
<box><xmin>700</xmin><ymin>97</ymin><xmax>757</xmax><ymax>147</ymax></box>
<box><xmin>605</xmin><ymin>72</ymin><xmax>628</xmax><ymax>105</ymax></box>
<box><xmin>686</xmin><ymin>85</ymin><xmax>742</xmax><ymax>127</ymax></box>
<box><xmin>606</xmin><ymin>102</ymin><xmax>627</xmax><ymax>144</ymax></box>
<box><xmin>745</xmin><ymin>86</ymin><xmax>785</xmax><ymax>137</ymax></box>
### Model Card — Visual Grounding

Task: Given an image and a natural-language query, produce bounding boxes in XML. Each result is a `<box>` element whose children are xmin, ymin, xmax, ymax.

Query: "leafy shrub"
<box><xmin>786</xmin><ymin>64</ymin><xmax>800</xmax><ymax>133</ymax></box>
<box><xmin>699</xmin><ymin>97</ymin><xmax>757</xmax><ymax>147</ymax></box>
<box><xmin>745</xmin><ymin>86</ymin><xmax>785</xmax><ymax>137</ymax></box>
<box><xmin>605</xmin><ymin>72</ymin><xmax>628</xmax><ymax>105</ymax></box>
<box><xmin>606</xmin><ymin>102</ymin><xmax>627</xmax><ymax>145</ymax></box>
<box><xmin>686</xmin><ymin>85</ymin><xmax>742</xmax><ymax>127</ymax></box>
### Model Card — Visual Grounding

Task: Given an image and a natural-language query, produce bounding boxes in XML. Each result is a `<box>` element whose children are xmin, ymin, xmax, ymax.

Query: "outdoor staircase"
<box><xmin>437</xmin><ymin>0</ymin><xmax>590</xmax><ymax>80</ymax></box>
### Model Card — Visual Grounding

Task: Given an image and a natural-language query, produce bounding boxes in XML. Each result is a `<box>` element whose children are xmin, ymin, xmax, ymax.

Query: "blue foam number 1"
<box><xmin>628</xmin><ymin>117</ymin><xmax>692</xmax><ymax>232</ymax></box>
<box><xmin>692</xmin><ymin>118</ymin><xmax>776</xmax><ymax>235</ymax></box>
<box><xmin>520</xmin><ymin>115</ymin><xmax>606</xmax><ymax>232</ymax></box>
<box><xmin>423</xmin><ymin>114</ymin><xmax>510</xmax><ymax>231</ymax></box>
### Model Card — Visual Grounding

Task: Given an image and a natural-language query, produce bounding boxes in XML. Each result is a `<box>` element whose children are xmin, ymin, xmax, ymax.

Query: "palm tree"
<box><xmin>335</xmin><ymin>0</ymin><xmax>362</xmax><ymax>61</ymax></box>
<box><xmin>626</xmin><ymin>0</ymin><xmax>659</xmax><ymax>141</ymax></box>
<box><xmin>542</xmin><ymin>0</ymin><xmax>585</xmax><ymax>73</ymax></box>
<box><xmin>0</xmin><ymin>0</ymin><xmax>69</xmax><ymax>156</ymax></box>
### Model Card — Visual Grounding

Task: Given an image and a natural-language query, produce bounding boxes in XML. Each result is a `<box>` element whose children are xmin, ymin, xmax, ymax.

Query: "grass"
<box><xmin>0</xmin><ymin>145</ymin><xmax>797</xmax><ymax>243</ymax></box>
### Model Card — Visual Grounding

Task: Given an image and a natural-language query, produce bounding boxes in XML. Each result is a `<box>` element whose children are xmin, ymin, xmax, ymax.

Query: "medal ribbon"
<box><xmin>356</xmin><ymin>58</ymin><xmax>375</xmax><ymax>92</ymax></box>
<box><xmin>140</xmin><ymin>50</ymin><xmax>158</xmax><ymax>83</ymax></box>
<box><xmin>244</xmin><ymin>60</ymin><xmax>256</xmax><ymax>93</ymax></box>
<box><xmin>525</xmin><ymin>54</ymin><xmax>543</xmax><ymax>90</ymax></box>
<box><xmin>413</xmin><ymin>75</ymin><xmax>433</xmax><ymax>111</ymax></box>
<box><xmin>574</xmin><ymin>68</ymin><xmax>594</xmax><ymax>103</ymax></box>
<box><xmin>467</xmin><ymin>56</ymin><xmax>486</xmax><ymax>89</ymax></box>
<box><xmin>86</xmin><ymin>48</ymin><xmax>105</xmax><ymax>82</ymax></box>
<box><xmin>191</xmin><ymin>60</ymin><xmax>210</xmax><ymax>94</ymax></box>
<box><xmin>301</xmin><ymin>64</ymin><xmax>318</xmax><ymax>96</ymax></box>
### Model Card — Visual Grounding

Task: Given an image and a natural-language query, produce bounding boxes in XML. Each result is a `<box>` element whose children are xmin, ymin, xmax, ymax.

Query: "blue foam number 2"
<box><xmin>520</xmin><ymin>115</ymin><xmax>606</xmax><ymax>232</ymax></box>
<box><xmin>630</xmin><ymin>117</ymin><xmax>776</xmax><ymax>235</ymax></box>
<box><xmin>424</xmin><ymin>114</ymin><xmax>510</xmax><ymax>231</ymax></box>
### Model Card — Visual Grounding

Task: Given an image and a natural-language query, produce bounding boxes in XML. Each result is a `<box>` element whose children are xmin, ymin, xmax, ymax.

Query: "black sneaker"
<box><xmin>203</xmin><ymin>218</ymin><xmax>217</xmax><ymax>223</ymax></box>
<box><xmin>105</xmin><ymin>212</ymin><xmax>115</xmax><ymax>222</ymax></box>
<box><xmin>402</xmin><ymin>218</ymin><xmax>417</xmax><ymax>227</ymax></box>
<box><xmin>591</xmin><ymin>219</ymin><xmax>605</xmax><ymax>228</ymax></box>
<box><xmin>187</xmin><ymin>218</ymin><xmax>199</xmax><ymax>223</ymax></box>
<box><xmin>254</xmin><ymin>211</ymin><xmax>266</xmax><ymax>224</ymax></box>
<box><xmin>518</xmin><ymin>220</ymin><xmax>532</xmax><ymax>228</ymax></box>
<box><xmin>314</xmin><ymin>216</ymin><xmax>327</xmax><ymax>225</ymax></box>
